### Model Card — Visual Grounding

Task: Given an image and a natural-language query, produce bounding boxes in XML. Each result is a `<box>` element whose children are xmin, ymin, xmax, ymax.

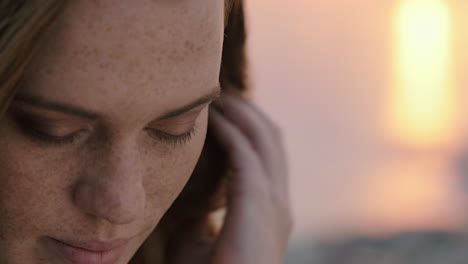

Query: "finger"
<box><xmin>208</xmin><ymin>107</ymin><xmax>271</xmax><ymax>198</ymax></box>
<box><xmin>209</xmin><ymin>107</ymin><xmax>293</xmax><ymax>264</ymax></box>
<box><xmin>210</xmin><ymin>101</ymin><xmax>290</xmax><ymax>201</ymax></box>
<box><xmin>219</xmin><ymin>95</ymin><xmax>288</xmax><ymax>186</ymax></box>
<box><xmin>209</xmin><ymin>104</ymin><xmax>291</xmax><ymax>208</ymax></box>
<box><xmin>227</xmin><ymin>95</ymin><xmax>283</xmax><ymax>138</ymax></box>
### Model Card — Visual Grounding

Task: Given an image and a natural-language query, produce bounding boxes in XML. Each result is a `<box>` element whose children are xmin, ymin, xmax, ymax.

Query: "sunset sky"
<box><xmin>244</xmin><ymin>0</ymin><xmax>468</xmax><ymax>240</ymax></box>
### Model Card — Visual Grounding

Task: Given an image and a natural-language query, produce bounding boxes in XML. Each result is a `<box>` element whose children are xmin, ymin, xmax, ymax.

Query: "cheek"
<box><xmin>141</xmin><ymin>110</ymin><xmax>209</xmax><ymax>217</ymax></box>
<box><xmin>0</xmin><ymin>139</ymin><xmax>73</xmax><ymax>238</ymax></box>
<box><xmin>0</xmin><ymin>122</ymin><xmax>80</xmax><ymax>264</ymax></box>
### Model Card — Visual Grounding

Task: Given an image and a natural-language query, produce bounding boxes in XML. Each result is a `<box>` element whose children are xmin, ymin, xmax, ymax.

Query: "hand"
<box><xmin>208</xmin><ymin>95</ymin><xmax>292</xmax><ymax>264</ymax></box>
<box><xmin>169</xmin><ymin>94</ymin><xmax>292</xmax><ymax>264</ymax></box>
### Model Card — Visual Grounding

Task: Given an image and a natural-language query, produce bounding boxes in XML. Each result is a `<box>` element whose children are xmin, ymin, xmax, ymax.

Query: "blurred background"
<box><xmin>244</xmin><ymin>0</ymin><xmax>468</xmax><ymax>262</ymax></box>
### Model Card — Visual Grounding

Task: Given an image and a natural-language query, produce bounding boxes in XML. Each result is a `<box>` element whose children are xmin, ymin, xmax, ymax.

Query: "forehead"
<box><xmin>20</xmin><ymin>0</ymin><xmax>224</xmax><ymax>118</ymax></box>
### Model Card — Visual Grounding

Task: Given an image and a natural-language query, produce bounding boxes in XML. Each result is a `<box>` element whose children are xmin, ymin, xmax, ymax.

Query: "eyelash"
<box><xmin>27</xmin><ymin>129</ymin><xmax>87</xmax><ymax>146</ymax></box>
<box><xmin>146</xmin><ymin>126</ymin><xmax>198</xmax><ymax>146</ymax></box>
<box><xmin>18</xmin><ymin>122</ymin><xmax>197</xmax><ymax>147</ymax></box>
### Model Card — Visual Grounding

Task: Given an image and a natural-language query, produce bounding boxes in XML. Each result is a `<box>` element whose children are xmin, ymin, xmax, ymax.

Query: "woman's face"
<box><xmin>0</xmin><ymin>0</ymin><xmax>224</xmax><ymax>263</ymax></box>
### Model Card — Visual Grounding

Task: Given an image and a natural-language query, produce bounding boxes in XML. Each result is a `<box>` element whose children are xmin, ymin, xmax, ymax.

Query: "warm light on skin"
<box><xmin>388</xmin><ymin>0</ymin><xmax>456</xmax><ymax>147</ymax></box>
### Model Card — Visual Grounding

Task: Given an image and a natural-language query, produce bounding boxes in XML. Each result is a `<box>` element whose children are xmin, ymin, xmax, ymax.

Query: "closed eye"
<box><xmin>145</xmin><ymin>104</ymin><xmax>207</xmax><ymax>145</ymax></box>
<box><xmin>145</xmin><ymin>125</ymin><xmax>197</xmax><ymax>145</ymax></box>
<box><xmin>9</xmin><ymin>106</ymin><xmax>91</xmax><ymax>146</ymax></box>
<box><xmin>13</xmin><ymin>115</ymin><xmax>88</xmax><ymax>146</ymax></box>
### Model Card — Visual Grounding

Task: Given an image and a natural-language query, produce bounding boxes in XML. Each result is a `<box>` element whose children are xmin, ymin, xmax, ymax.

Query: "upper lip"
<box><xmin>54</xmin><ymin>238</ymin><xmax>130</xmax><ymax>252</ymax></box>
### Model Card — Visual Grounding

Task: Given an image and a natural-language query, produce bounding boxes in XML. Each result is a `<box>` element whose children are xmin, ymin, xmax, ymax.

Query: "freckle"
<box><xmin>110</xmin><ymin>53</ymin><xmax>121</xmax><ymax>60</ymax></box>
<box><xmin>99</xmin><ymin>62</ymin><xmax>109</xmax><ymax>70</ymax></box>
<box><xmin>92</xmin><ymin>47</ymin><xmax>99</xmax><ymax>57</ymax></box>
<box><xmin>144</xmin><ymin>30</ymin><xmax>155</xmax><ymax>38</ymax></box>
<box><xmin>46</xmin><ymin>67</ymin><xmax>54</xmax><ymax>75</ymax></box>
<box><xmin>79</xmin><ymin>62</ymin><xmax>88</xmax><ymax>73</ymax></box>
<box><xmin>184</xmin><ymin>40</ymin><xmax>196</xmax><ymax>52</ymax></box>
<box><xmin>87</xmin><ymin>23</ymin><xmax>95</xmax><ymax>31</ymax></box>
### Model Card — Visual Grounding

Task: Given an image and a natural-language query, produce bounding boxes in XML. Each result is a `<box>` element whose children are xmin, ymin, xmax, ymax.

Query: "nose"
<box><xmin>73</xmin><ymin>144</ymin><xmax>146</xmax><ymax>225</ymax></box>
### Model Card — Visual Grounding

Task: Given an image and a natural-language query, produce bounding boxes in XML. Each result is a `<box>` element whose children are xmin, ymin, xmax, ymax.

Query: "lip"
<box><xmin>47</xmin><ymin>237</ymin><xmax>129</xmax><ymax>264</ymax></box>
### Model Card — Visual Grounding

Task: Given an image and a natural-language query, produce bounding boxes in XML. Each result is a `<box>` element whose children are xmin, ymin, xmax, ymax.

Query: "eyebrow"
<box><xmin>13</xmin><ymin>86</ymin><xmax>221</xmax><ymax>120</ymax></box>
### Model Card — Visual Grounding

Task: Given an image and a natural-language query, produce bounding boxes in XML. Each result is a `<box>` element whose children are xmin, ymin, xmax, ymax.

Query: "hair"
<box><xmin>0</xmin><ymin>0</ymin><xmax>248</xmax><ymax>263</ymax></box>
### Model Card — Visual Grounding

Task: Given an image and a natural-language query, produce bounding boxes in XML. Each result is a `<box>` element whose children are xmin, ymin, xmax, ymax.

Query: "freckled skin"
<box><xmin>0</xmin><ymin>0</ymin><xmax>224</xmax><ymax>263</ymax></box>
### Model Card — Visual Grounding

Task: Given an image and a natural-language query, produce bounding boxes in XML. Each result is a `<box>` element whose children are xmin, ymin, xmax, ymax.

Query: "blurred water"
<box><xmin>284</xmin><ymin>231</ymin><xmax>468</xmax><ymax>264</ymax></box>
